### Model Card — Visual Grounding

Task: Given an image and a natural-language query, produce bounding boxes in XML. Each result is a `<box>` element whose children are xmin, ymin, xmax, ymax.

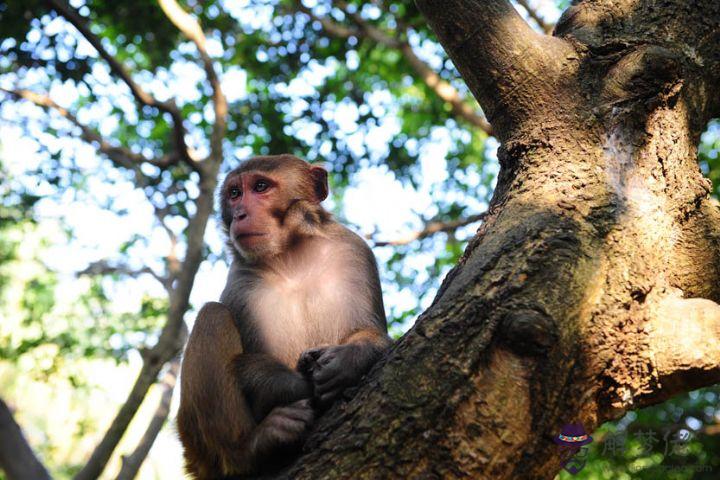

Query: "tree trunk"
<box><xmin>273</xmin><ymin>1</ymin><xmax>720</xmax><ymax>478</ymax></box>
<box><xmin>0</xmin><ymin>398</ymin><xmax>51</xmax><ymax>480</ymax></box>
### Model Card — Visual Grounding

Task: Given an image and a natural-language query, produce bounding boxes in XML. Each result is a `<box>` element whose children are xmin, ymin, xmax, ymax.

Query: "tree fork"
<box><xmin>414</xmin><ymin>0</ymin><xmax>578</xmax><ymax>142</ymax></box>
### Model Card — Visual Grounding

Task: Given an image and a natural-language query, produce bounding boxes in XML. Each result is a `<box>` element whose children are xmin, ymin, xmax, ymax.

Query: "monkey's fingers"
<box><xmin>264</xmin><ymin>405</ymin><xmax>314</xmax><ymax>439</ymax></box>
<box><xmin>312</xmin><ymin>359</ymin><xmax>346</xmax><ymax>385</ymax></box>
<box><xmin>314</xmin><ymin>371</ymin><xmax>352</xmax><ymax>396</ymax></box>
<box><xmin>316</xmin><ymin>388</ymin><xmax>342</xmax><ymax>408</ymax></box>
<box><xmin>303</xmin><ymin>347</ymin><xmax>328</xmax><ymax>361</ymax></box>
<box><xmin>296</xmin><ymin>353</ymin><xmax>318</xmax><ymax>375</ymax></box>
<box><xmin>277</xmin><ymin>400</ymin><xmax>314</xmax><ymax>423</ymax></box>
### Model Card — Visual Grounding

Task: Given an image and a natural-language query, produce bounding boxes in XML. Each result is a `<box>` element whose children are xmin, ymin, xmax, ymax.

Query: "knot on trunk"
<box><xmin>600</xmin><ymin>45</ymin><xmax>683</xmax><ymax>105</ymax></box>
<box><xmin>497</xmin><ymin>308</ymin><xmax>558</xmax><ymax>356</ymax></box>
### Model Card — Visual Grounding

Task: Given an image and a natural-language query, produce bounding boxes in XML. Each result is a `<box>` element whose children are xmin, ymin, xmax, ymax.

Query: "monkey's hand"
<box><xmin>297</xmin><ymin>344</ymin><xmax>365</xmax><ymax>408</ymax></box>
<box><xmin>296</xmin><ymin>344</ymin><xmax>329</xmax><ymax>378</ymax></box>
<box><xmin>251</xmin><ymin>399</ymin><xmax>315</xmax><ymax>459</ymax></box>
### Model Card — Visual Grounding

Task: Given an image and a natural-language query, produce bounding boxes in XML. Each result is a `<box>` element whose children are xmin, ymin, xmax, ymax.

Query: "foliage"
<box><xmin>559</xmin><ymin>387</ymin><xmax>720</xmax><ymax>480</ymax></box>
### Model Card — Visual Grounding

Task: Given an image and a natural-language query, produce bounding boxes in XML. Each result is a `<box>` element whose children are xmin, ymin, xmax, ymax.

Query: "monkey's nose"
<box><xmin>234</xmin><ymin>211</ymin><xmax>248</xmax><ymax>221</ymax></box>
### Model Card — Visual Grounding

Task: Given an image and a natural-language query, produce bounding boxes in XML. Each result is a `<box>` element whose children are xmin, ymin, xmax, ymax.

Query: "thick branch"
<box><xmin>414</xmin><ymin>0</ymin><xmax>571</xmax><ymax>140</ymax></box>
<box><xmin>296</xmin><ymin>0</ymin><xmax>492</xmax><ymax>134</ymax></box>
<box><xmin>45</xmin><ymin>0</ymin><xmax>193</xmax><ymax>165</ymax></box>
<box><xmin>72</xmin><ymin>171</ymin><xmax>212</xmax><ymax>480</ymax></box>
<box><xmin>0</xmin><ymin>398</ymin><xmax>51</xmax><ymax>480</ymax></box>
<box><xmin>73</xmin><ymin>324</ymin><xmax>187</xmax><ymax>480</ymax></box>
<box><xmin>369</xmin><ymin>212</ymin><xmax>487</xmax><ymax>246</ymax></box>
<box><xmin>115</xmin><ymin>358</ymin><xmax>180</xmax><ymax>480</ymax></box>
<box><xmin>158</xmin><ymin>0</ymin><xmax>227</xmax><ymax>160</ymax></box>
<box><xmin>10</xmin><ymin>7</ymin><xmax>223</xmax><ymax>480</ymax></box>
<box><xmin>645</xmin><ymin>297</ymin><xmax>720</xmax><ymax>404</ymax></box>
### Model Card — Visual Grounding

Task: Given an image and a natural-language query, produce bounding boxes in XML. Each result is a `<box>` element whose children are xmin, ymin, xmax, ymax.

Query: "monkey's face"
<box><xmin>222</xmin><ymin>171</ymin><xmax>287</xmax><ymax>260</ymax></box>
<box><xmin>220</xmin><ymin>157</ymin><xmax>329</xmax><ymax>263</ymax></box>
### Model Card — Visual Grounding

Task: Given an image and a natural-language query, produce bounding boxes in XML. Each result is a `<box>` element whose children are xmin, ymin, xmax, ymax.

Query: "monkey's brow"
<box><xmin>240</xmin><ymin>158</ymin><xmax>287</xmax><ymax>172</ymax></box>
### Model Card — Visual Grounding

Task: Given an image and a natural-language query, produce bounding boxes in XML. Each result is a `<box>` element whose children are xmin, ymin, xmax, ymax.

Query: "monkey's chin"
<box><xmin>235</xmin><ymin>232</ymin><xmax>266</xmax><ymax>241</ymax></box>
<box><xmin>233</xmin><ymin>238</ymin><xmax>277</xmax><ymax>263</ymax></box>
<box><xmin>234</xmin><ymin>233</ymin><xmax>266</xmax><ymax>250</ymax></box>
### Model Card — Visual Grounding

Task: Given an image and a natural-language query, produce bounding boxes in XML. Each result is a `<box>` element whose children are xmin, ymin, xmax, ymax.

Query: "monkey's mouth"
<box><xmin>234</xmin><ymin>233</ymin><xmax>266</xmax><ymax>243</ymax></box>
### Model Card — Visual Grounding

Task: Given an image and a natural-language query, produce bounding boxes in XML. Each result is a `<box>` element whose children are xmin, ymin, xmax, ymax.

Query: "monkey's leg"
<box><xmin>179</xmin><ymin>303</ymin><xmax>315</xmax><ymax>478</ymax></box>
<box><xmin>178</xmin><ymin>302</ymin><xmax>256</xmax><ymax>479</ymax></box>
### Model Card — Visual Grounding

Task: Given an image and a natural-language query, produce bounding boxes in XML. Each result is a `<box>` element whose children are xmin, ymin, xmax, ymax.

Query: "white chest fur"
<box><xmin>248</xmin><ymin>240</ymin><xmax>354</xmax><ymax>367</ymax></box>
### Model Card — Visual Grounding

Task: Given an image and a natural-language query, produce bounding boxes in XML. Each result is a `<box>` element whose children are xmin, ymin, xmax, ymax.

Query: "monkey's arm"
<box><xmin>296</xmin><ymin>229</ymin><xmax>391</xmax><ymax>407</ymax></box>
<box><xmin>235</xmin><ymin>353</ymin><xmax>313</xmax><ymax>421</ymax></box>
<box><xmin>236</xmin><ymin>355</ymin><xmax>315</xmax><ymax>469</ymax></box>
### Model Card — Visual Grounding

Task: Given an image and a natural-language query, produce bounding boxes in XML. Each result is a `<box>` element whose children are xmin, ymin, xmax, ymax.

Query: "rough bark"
<box><xmin>269</xmin><ymin>1</ymin><xmax>720</xmax><ymax>479</ymax></box>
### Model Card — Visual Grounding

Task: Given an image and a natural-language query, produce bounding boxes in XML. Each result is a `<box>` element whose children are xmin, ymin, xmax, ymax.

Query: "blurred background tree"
<box><xmin>0</xmin><ymin>0</ymin><xmax>718</xmax><ymax>478</ymax></box>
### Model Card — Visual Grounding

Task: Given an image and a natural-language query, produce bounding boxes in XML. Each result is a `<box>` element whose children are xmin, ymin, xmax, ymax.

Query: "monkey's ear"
<box><xmin>310</xmin><ymin>166</ymin><xmax>329</xmax><ymax>202</ymax></box>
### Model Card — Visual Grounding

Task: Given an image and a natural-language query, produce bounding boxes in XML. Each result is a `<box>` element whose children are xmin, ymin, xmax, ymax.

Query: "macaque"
<box><xmin>177</xmin><ymin>154</ymin><xmax>391</xmax><ymax>479</ymax></box>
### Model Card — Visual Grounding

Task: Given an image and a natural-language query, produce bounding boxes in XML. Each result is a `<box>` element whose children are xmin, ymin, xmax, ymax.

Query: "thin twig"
<box><xmin>368</xmin><ymin>212</ymin><xmax>488</xmax><ymax>247</ymax></box>
<box><xmin>158</xmin><ymin>0</ymin><xmax>227</xmax><ymax>161</ymax></box>
<box><xmin>45</xmin><ymin>0</ymin><xmax>194</xmax><ymax>166</ymax></box>
<box><xmin>79</xmin><ymin>260</ymin><xmax>170</xmax><ymax>291</ymax></box>
<box><xmin>515</xmin><ymin>0</ymin><xmax>554</xmax><ymax>34</ymax></box>
<box><xmin>1</xmin><ymin>88</ymin><xmax>179</xmax><ymax>170</ymax></box>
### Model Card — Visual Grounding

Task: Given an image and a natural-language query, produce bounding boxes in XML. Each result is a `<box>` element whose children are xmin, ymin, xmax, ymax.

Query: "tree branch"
<box><xmin>398</xmin><ymin>43</ymin><xmax>493</xmax><ymax>134</ymax></box>
<box><xmin>73</xmin><ymin>323</ymin><xmax>187</xmax><ymax>480</ymax></box>
<box><xmin>74</xmin><ymin>366</ymin><xmax>168</xmax><ymax>480</ymax></box>
<box><xmin>644</xmin><ymin>297</ymin><xmax>720</xmax><ymax>404</ymax></box>
<box><xmin>45</xmin><ymin>0</ymin><xmax>194</xmax><ymax>166</ymax></box>
<box><xmin>115</xmin><ymin>358</ymin><xmax>180</xmax><ymax>480</ymax></box>
<box><xmin>79</xmin><ymin>260</ymin><xmax>170</xmax><ymax>291</ymax></box>
<box><xmin>157</xmin><ymin>0</ymin><xmax>227</xmax><ymax>160</ymax></box>
<box><xmin>1</xmin><ymin>88</ymin><xmax>180</xmax><ymax>170</ymax></box>
<box><xmin>514</xmin><ymin>0</ymin><xmax>553</xmax><ymax>34</ymax></box>
<box><xmin>295</xmin><ymin>1</ymin><xmax>358</xmax><ymax>38</ymax></box>
<box><xmin>0</xmin><ymin>398</ymin><xmax>51</xmax><ymax>480</ymax></box>
<box><xmin>368</xmin><ymin>212</ymin><xmax>487</xmax><ymax>246</ymax></box>
<box><xmin>10</xmin><ymin>7</ymin><xmax>224</xmax><ymax>480</ymax></box>
<box><xmin>414</xmin><ymin>0</ymin><xmax>573</xmax><ymax>141</ymax></box>
<box><xmin>295</xmin><ymin>0</ymin><xmax>493</xmax><ymax>134</ymax></box>
<box><xmin>73</xmin><ymin>146</ymin><xmax>220</xmax><ymax>480</ymax></box>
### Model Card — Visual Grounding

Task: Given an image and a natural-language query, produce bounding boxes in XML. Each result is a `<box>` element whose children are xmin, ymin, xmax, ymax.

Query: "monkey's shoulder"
<box><xmin>321</xmin><ymin>221</ymin><xmax>377</xmax><ymax>261</ymax></box>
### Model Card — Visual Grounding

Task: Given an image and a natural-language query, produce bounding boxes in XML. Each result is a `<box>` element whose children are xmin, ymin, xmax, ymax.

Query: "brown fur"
<box><xmin>178</xmin><ymin>155</ymin><xmax>391</xmax><ymax>478</ymax></box>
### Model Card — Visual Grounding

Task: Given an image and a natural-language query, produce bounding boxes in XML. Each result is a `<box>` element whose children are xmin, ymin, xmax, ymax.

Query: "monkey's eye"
<box><xmin>253</xmin><ymin>180</ymin><xmax>270</xmax><ymax>193</ymax></box>
<box><xmin>229</xmin><ymin>186</ymin><xmax>241</xmax><ymax>199</ymax></box>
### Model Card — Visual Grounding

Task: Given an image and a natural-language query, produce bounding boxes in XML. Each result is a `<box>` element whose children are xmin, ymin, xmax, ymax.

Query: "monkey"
<box><xmin>177</xmin><ymin>154</ymin><xmax>391</xmax><ymax>479</ymax></box>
